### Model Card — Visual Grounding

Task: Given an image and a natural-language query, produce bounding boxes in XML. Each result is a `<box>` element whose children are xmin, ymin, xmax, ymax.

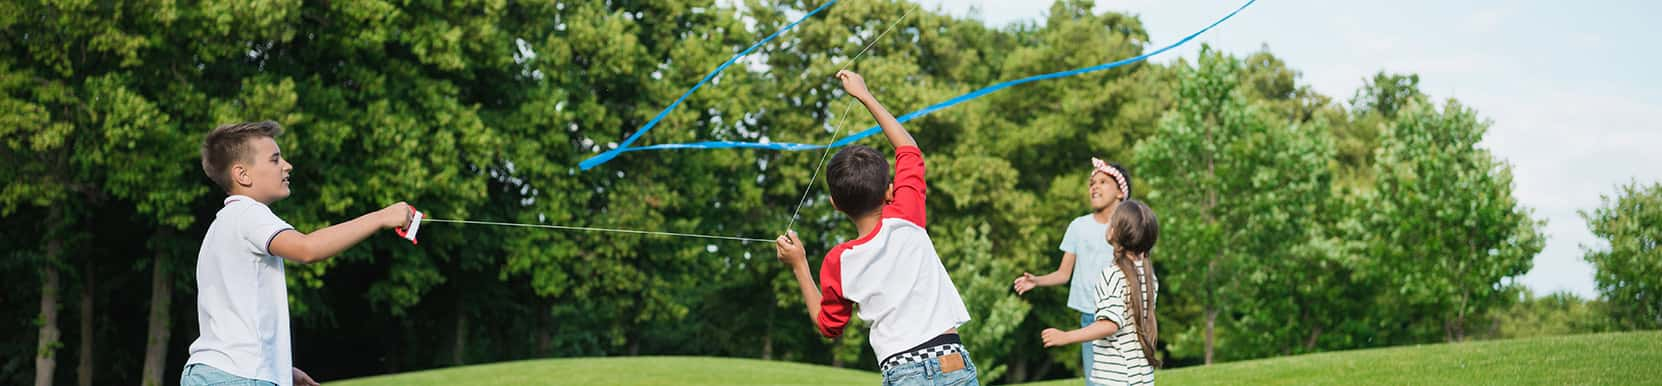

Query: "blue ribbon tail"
<box><xmin>579</xmin><ymin>150</ymin><xmax>622</xmax><ymax>170</ymax></box>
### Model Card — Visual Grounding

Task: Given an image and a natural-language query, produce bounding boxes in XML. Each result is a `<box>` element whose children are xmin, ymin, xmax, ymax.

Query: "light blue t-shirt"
<box><xmin>1061</xmin><ymin>214</ymin><xmax>1115</xmax><ymax>313</ymax></box>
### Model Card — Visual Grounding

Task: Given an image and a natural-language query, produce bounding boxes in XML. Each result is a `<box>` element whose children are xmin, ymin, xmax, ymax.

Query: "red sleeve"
<box><xmin>881</xmin><ymin>145</ymin><xmax>926</xmax><ymax>228</ymax></box>
<box><xmin>816</xmin><ymin>248</ymin><xmax>853</xmax><ymax>338</ymax></box>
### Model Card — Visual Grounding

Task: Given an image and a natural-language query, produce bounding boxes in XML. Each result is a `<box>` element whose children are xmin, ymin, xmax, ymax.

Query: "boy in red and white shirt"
<box><xmin>776</xmin><ymin>70</ymin><xmax>977</xmax><ymax>385</ymax></box>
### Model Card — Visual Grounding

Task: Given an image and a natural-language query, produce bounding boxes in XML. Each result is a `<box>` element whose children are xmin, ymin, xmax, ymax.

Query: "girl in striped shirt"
<box><xmin>1041</xmin><ymin>200</ymin><xmax>1160</xmax><ymax>385</ymax></box>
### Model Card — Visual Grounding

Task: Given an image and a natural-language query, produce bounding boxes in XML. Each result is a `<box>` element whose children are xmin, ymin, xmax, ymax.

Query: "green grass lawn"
<box><xmin>1016</xmin><ymin>330</ymin><xmax>1662</xmax><ymax>386</ymax></box>
<box><xmin>331</xmin><ymin>331</ymin><xmax>1661</xmax><ymax>386</ymax></box>
<box><xmin>330</xmin><ymin>356</ymin><xmax>880</xmax><ymax>386</ymax></box>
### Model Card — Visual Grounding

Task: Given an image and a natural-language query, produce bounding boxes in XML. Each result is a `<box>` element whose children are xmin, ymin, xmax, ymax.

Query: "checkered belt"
<box><xmin>879</xmin><ymin>343</ymin><xmax>966</xmax><ymax>373</ymax></box>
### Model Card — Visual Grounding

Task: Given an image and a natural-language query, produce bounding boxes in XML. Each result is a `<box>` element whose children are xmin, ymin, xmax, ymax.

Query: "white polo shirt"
<box><xmin>187</xmin><ymin>195</ymin><xmax>295</xmax><ymax>385</ymax></box>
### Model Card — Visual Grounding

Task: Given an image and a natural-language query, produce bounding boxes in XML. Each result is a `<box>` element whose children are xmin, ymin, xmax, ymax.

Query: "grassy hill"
<box><xmin>332</xmin><ymin>331</ymin><xmax>1661</xmax><ymax>386</ymax></box>
<box><xmin>330</xmin><ymin>356</ymin><xmax>880</xmax><ymax>386</ymax></box>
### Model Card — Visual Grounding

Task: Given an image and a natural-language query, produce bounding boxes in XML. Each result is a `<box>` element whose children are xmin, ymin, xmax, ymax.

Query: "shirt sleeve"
<box><xmin>240</xmin><ymin>204</ymin><xmax>295</xmax><ymax>256</ymax></box>
<box><xmin>1059</xmin><ymin>219</ymin><xmax>1081</xmax><ymax>253</ymax></box>
<box><xmin>1094</xmin><ymin>268</ymin><xmax>1127</xmax><ymax>327</ymax></box>
<box><xmin>881</xmin><ymin>145</ymin><xmax>927</xmax><ymax>228</ymax></box>
<box><xmin>816</xmin><ymin>249</ymin><xmax>854</xmax><ymax>338</ymax></box>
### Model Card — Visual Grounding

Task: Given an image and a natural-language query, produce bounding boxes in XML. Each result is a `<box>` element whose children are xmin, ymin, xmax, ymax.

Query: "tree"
<box><xmin>1582</xmin><ymin>181</ymin><xmax>1662</xmax><ymax>330</ymax></box>
<box><xmin>1363</xmin><ymin>99</ymin><xmax>1544</xmax><ymax>342</ymax></box>
<box><xmin>1333</xmin><ymin>72</ymin><xmax>1423</xmax><ymax>189</ymax></box>
<box><xmin>1135</xmin><ymin>46</ymin><xmax>1344</xmax><ymax>364</ymax></box>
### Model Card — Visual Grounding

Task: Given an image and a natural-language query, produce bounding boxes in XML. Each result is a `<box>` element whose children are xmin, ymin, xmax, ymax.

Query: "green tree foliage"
<box><xmin>1582</xmin><ymin>181</ymin><xmax>1662</xmax><ymax>330</ymax></box>
<box><xmin>1484</xmin><ymin>288</ymin><xmax>1616</xmax><ymax>339</ymax></box>
<box><xmin>1363</xmin><ymin>98</ymin><xmax>1545</xmax><ymax>342</ymax></box>
<box><xmin>1135</xmin><ymin>47</ymin><xmax>1348</xmax><ymax>363</ymax></box>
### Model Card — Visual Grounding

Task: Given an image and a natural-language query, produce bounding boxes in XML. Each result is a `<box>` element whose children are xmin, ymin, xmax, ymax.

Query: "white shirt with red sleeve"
<box><xmin>815</xmin><ymin>145</ymin><xmax>972</xmax><ymax>362</ymax></box>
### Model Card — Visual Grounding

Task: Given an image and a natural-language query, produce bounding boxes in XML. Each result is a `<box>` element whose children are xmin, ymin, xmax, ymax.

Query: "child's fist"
<box><xmin>836</xmin><ymin>70</ymin><xmax>871</xmax><ymax>100</ymax></box>
<box><xmin>293</xmin><ymin>367</ymin><xmax>320</xmax><ymax>386</ymax></box>
<box><xmin>382</xmin><ymin>202</ymin><xmax>414</xmax><ymax>229</ymax></box>
<box><xmin>1041</xmin><ymin>328</ymin><xmax>1072</xmax><ymax>347</ymax></box>
<box><xmin>775</xmin><ymin>230</ymin><xmax>807</xmax><ymax>268</ymax></box>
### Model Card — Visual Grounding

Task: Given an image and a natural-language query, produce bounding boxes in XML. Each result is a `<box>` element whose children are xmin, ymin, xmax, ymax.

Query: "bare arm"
<box><xmin>776</xmin><ymin>230</ymin><xmax>822</xmax><ymax>320</ymax></box>
<box><xmin>791</xmin><ymin>261</ymin><xmax>823</xmax><ymax>320</ymax></box>
<box><xmin>1015</xmin><ymin>251</ymin><xmax>1079</xmax><ymax>294</ymax></box>
<box><xmin>270</xmin><ymin>202</ymin><xmax>411</xmax><ymax>264</ymax></box>
<box><xmin>1041</xmin><ymin>319</ymin><xmax>1121</xmax><ymax>347</ymax></box>
<box><xmin>837</xmin><ymin>70</ymin><xmax>915</xmax><ymax>148</ymax></box>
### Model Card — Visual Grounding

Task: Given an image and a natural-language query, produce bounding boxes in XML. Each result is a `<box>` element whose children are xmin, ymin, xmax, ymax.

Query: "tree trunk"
<box><xmin>1451</xmin><ymin>311</ymin><xmax>1467</xmax><ymax>342</ymax></box>
<box><xmin>1202</xmin><ymin>117</ymin><xmax>1219</xmax><ymax>366</ymax></box>
<box><xmin>1204</xmin><ymin>305</ymin><xmax>1217</xmax><ymax>365</ymax></box>
<box><xmin>452</xmin><ymin>296</ymin><xmax>468</xmax><ymax>365</ymax></box>
<box><xmin>1007</xmin><ymin>350</ymin><xmax>1027</xmax><ymax>383</ymax></box>
<box><xmin>537</xmin><ymin>308</ymin><xmax>552</xmax><ymax>356</ymax></box>
<box><xmin>830</xmin><ymin>338</ymin><xmax>844</xmax><ymax>368</ymax></box>
<box><xmin>142</xmin><ymin>241</ymin><xmax>174</xmax><ymax>386</ymax></box>
<box><xmin>1203</xmin><ymin>253</ymin><xmax>1219</xmax><ymax>365</ymax></box>
<box><xmin>1303</xmin><ymin>325</ymin><xmax>1323</xmax><ymax>351</ymax></box>
<box><xmin>78</xmin><ymin>262</ymin><xmax>94</xmax><ymax>386</ymax></box>
<box><xmin>386</xmin><ymin>324</ymin><xmax>400</xmax><ymax>374</ymax></box>
<box><xmin>761</xmin><ymin>305</ymin><xmax>774</xmax><ymax>360</ymax></box>
<box><xmin>36</xmin><ymin>236</ymin><xmax>63</xmax><ymax>386</ymax></box>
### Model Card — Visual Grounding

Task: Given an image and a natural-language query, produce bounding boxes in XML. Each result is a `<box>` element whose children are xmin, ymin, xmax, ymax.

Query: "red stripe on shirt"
<box><xmin>817</xmin><ymin>245</ymin><xmax>853</xmax><ymax>338</ymax></box>
<box><xmin>881</xmin><ymin>146</ymin><xmax>926</xmax><ymax>228</ymax></box>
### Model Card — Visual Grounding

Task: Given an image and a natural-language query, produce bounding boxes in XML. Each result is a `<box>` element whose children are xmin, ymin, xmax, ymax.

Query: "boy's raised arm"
<box><xmin>837</xmin><ymin>70</ymin><xmax>915</xmax><ymax>149</ymax></box>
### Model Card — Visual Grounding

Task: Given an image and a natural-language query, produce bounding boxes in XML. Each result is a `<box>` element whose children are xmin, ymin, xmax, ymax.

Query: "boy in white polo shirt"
<box><xmin>775</xmin><ymin>71</ymin><xmax>977</xmax><ymax>385</ymax></box>
<box><xmin>186</xmin><ymin>121</ymin><xmax>412</xmax><ymax>386</ymax></box>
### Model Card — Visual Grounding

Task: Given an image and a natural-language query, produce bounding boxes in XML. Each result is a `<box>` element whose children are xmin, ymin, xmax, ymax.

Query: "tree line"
<box><xmin>2</xmin><ymin>0</ymin><xmax>1656</xmax><ymax>385</ymax></box>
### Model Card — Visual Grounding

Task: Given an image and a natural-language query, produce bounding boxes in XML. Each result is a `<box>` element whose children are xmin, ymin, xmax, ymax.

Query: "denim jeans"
<box><xmin>180</xmin><ymin>364</ymin><xmax>276</xmax><ymax>386</ymax></box>
<box><xmin>881</xmin><ymin>350</ymin><xmax>979</xmax><ymax>386</ymax></box>
<box><xmin>1081</xmin><ymin>312</ymin><xmax>1103</xmax><ymax>386</ymax></box>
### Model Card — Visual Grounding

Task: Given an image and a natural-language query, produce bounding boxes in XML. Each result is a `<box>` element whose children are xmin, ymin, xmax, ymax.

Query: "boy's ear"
<box><xmin>828</xmin><ymin>196</ymin><xmax>841</xmax><ymax>212</ymax></box>
<box><xmin>885</xmin><ymin>183</ymin><xmax>895</xmax><ymax>204</ymax></box>
<box><xmin>232</xmin><ymin>164</ymin><xmax>253</xmax><ymax>188</ymax></box>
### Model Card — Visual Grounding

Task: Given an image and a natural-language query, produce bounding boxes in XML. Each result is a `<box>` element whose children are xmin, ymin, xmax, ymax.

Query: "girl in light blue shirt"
<box><xmin>1014</xmin><ymin>158</ymin><xmax>1130</xmax><ymax>386</ymax></box>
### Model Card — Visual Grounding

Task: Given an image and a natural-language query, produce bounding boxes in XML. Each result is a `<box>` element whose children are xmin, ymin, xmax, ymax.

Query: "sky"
<box><xmin>906</xmin><ymin>0</ymin><xmax>1662</xmax><ymax>298</ymax></box>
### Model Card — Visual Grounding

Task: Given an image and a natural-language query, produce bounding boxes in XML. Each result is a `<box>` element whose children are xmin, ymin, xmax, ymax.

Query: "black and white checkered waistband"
<box><xmin>879</xmin><ymin>343</ymin><xmax>966</xmax><ymax>373</ymax></box>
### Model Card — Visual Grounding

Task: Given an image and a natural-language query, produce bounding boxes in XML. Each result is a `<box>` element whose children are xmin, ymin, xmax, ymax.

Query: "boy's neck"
<box><xmin>228</xmin><ymin>190</ymin><xmax>273</xmax><ymax>205</ymax></box>
<box><xmin>852</xmin><ymin>212</ymin><xmax>883</xmax><ymax>240</ymax></box>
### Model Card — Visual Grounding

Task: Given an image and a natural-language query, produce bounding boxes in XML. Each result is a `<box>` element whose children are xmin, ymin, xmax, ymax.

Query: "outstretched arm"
<box><xmin>1041</xmin><ymin>320</ymin><xmax>1121</xmax><ymax>347</ymax></box>
<box><xmin>837</xmin><ymin>70</ymin><xmax>915</xmax><ymax>149</ymax></box>
<box><xmin>1014</xmin><ymin>252</ymin><xmax>1080</xmax><ymax>295</ymax></box>
<box><xmin>270</xmin><ymin>202</ymin><xmax>412</xmax><ymax>264</ymax></box>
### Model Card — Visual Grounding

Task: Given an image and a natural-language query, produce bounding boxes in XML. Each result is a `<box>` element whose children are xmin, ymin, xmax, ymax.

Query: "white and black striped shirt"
<box><xmin>1090</xmin><ymin>262</ymin><xmax>1156</xmax><ymax>385</ymax></box>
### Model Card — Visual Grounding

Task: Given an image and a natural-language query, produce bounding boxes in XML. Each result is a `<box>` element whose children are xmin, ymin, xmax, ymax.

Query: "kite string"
<box><xmin>784</xmin><ymin>2</ymin><xmax>920</xmax><ymax>232</ymax></box>
<box><xmin>786</xmin><ymin>98</ymin><xmax>857</xmax><ymax>232</ymax></box>
<box><xmin>422</xmin><ymin>218</ymin><xmax>773</xmax><ymax>243</ymax></box>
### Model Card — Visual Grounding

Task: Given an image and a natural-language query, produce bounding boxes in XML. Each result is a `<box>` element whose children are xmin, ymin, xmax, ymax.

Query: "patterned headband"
<box><xmin>1091</xmin><ymin>157</ymin><xmax>1129</xmax><ymax>199</ymax></box>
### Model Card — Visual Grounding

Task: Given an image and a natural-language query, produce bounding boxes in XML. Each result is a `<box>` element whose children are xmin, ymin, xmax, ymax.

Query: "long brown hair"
<box><xmin>1108</xmin><ymin>200</ymin><xmax>1160</xmax><ymax>367</ymax></box>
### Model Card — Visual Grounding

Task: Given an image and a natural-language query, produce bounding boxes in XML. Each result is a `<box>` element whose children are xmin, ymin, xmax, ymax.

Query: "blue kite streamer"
<box><xmin>579</xmin><ymin>0</ymin><xmax>841</xmax><ymax>170</ymax></box>
<box><xmin>580</xmin><ymin>0</ymin><xmax>1256</xmax><ymax>170</ymax></box>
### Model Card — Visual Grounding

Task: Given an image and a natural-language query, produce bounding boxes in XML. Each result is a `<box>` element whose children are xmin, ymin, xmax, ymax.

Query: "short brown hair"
<box><xmin>201</xmin><ymin>121</ymin><xmax>284</xmax><ymax>191</ymax></box>
<box><xmin>826</xmin><ymin>145</ymin><xmax>890</xmax><ymax>217</ymax></box>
